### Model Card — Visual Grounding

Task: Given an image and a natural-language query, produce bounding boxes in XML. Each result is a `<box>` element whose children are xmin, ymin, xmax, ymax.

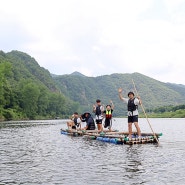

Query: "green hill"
<box><xmin>0</xmin><ymin>50</ymin><xmax>185</xmax><ymax>120</ymax></box>
<box><xmin>53</xmin><ymin>72</ymin><xmax>185</xmax><ymax>116</ymax></box>
<box><xmin>5</xmin><ymin>50</ymin><xmax>58</xmax><ymax>91</ymax></box>
<box><xmin>0</xmin><ymin>50</ymin><xmax>80</xmax><ymax>120</ymax></box>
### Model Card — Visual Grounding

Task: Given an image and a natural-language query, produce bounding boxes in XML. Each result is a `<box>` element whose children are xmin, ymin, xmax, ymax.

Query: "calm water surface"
<box><xmin>0</xmin><ymin>118</ymin><xmax>185</xmax><ymax>185</ymax></box>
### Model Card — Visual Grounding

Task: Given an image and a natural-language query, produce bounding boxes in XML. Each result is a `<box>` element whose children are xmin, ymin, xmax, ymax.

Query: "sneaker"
<box><xmin>138</xmin><ymin>136</ymin><xmax>142</xmax><ymax>140</ymax></box>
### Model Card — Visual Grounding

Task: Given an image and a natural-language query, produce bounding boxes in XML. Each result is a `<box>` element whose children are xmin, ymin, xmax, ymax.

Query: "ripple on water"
<box><xmin>1</xmin><ymin>119</ymin><xmax>185</xmax><ymax>185</ymax></box>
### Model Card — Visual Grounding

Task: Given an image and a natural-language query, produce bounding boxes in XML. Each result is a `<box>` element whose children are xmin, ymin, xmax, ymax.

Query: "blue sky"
<box><xmin>1</xmin><ymin>0</ymin><xmax>185</xmax><ymax>85</ymax></box>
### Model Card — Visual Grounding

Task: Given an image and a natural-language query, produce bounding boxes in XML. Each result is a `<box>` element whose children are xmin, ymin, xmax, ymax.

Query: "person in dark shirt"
<box><xmin>81</xmin><ymin>112</ymin><xmax>96</xmax><ymax>130</ymax></box>
<box><xmin>118</xmin><ymin>88</ymin><xmax>141</xmax><ymax>139</ymax></box>
<box><xmin>92</xmin><ymin>99</ymin><xmax>104</xmax><ymax>131</ymax></box>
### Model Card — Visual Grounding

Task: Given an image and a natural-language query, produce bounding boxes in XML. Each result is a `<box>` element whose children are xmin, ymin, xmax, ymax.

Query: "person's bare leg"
<box><xmin>128</xmin><ymin>122</ymin><xmax>132</xmax><ymax>139</ymax></box>
<box><xmin>97</xmin><ymin>124</ymin><xmax>103</xmax><ymax>131</ymax></box>
<box><xmin>134</xmin><ymin>122</ymin><xmax>141</xmax><ymax>137</ymax></box>
<box><xmin>67</xmin><ymin>121</ymin><xmax>74</xmax><ymax>130</ymax></box>
<box><xmin>67</xmin><ymin>121</ymin><xmax>70</xmax><ymax>129</ymax></box>
<box><xmin>100</xmin><ymin>124</ymin><xmax>103</xmax><ymax>131</ymax></box>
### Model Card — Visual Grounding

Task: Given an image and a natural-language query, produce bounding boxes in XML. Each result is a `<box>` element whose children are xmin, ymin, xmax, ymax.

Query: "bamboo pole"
<box><xmin>132</xmin><ymin>79</ymin><xmax>160</xmax><ymax>145</ymax></box>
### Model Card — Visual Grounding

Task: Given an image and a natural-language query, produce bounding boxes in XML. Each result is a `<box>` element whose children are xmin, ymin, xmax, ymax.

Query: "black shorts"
<box><xmin>128</xmin><ymin>115</ymin><xmax>138</xmax><ymax>123</ymax></box>
<box><xmin>104</xmin><ymin>119</ymin><xmax>111</xmax><ymax>128</ymax></box>
<box><xmin>96</xmin><ymin>119</ymin><xmax>102</xmax><ymax>124</ymax></box>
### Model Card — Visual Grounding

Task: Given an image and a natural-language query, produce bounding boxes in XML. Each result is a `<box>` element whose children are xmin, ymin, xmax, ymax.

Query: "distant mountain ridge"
<box><xmin>53</xmin><ymin>72</ymin><xmax>185</xmax><ymax>116</ymax></box>
<box><xmin>70</xmin><ymin>71</ymin><xmax>86</xmax><ymax>77</ymax></box>
<box><xmin>1</xmin><ymin>50</ymin><xmax>185</xmax><ymax>119</ymax></box>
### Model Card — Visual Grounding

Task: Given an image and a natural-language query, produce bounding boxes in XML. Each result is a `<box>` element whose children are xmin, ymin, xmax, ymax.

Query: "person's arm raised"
<box><xmin>110</xmin><ymin>100</ymin><xmax>114</xmax><ymax>109</ymax></box>
<box><xmin>118</xmin><ymin>88</ymin><xmax>124</xmax><ymax>101</ymax></box>
<box><xmin>92</xmin><ymin>104</ymin><xmax>96</xmax><ymax>113</ymax></box>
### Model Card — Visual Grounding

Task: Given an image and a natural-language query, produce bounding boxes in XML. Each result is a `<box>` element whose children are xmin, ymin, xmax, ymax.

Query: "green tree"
<box><xmin>47</xmin><ymin>93</ymin><xmax>66</xmax><ymax>117</ymax></box>
<box><xmin>37</xmin><ymin>87</ymin><xmax>49</xmax><ymax>116</ymax></box>
<box><xmin>21</xmin><ymin>82</ymin><xmax>40</xmax><ymax>119</ymax></box>
<box><xmin>0</xmin><ymin>62</ymin><xmax>12</xmax><ymax>118</ymax></box>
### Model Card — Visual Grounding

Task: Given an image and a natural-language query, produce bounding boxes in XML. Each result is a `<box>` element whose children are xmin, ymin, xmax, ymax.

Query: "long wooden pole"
<box><xmin>132</xmin><ymin>79</ymin><xmax>160</xmax><ymax>145</ymax></box>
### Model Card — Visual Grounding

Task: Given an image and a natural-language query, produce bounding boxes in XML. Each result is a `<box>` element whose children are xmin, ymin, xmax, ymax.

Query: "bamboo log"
<box><xmin>124</xmin><ymin>138</ymin><xmax>157</xmax><ymax>145</ymax></box>
<box><xmin>60</xmin><ymin>128</ymin><xmax>118</xmax><ymax>134</ymax></box>
<box><xmin>61</xmin><ymin>128</ymin><xmax>162</xmax><ymax>138</ymax></box>
<box><xmin>103</xmin><ymin>131</ymin><xmax>162</xmax><ymax>136</ymax></box>
<box><xmin>84</xmin><ymin>132</ymin><xmax>126</xmax><ymax>139</ymax></box>
<box><xmin>83</xmin><ymin>131</ymin><xmax>162</xmax><ymax>137</ymax></box>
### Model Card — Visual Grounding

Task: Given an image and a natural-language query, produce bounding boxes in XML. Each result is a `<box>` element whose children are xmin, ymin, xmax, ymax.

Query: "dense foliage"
<box><xmin>1</xmin><ymin>50</ymin><xmax>185</xmax><ymax>120</ymax></box>
<box><xmin>145</xmin><ymin>104</ymin><xmax>185</xmax><ymax>118</ymax></box>
<box><xmin>0</xmin><ymin>50</ymin><xmax>80</xmax><ymax>120</ymax></box>
<box><xmin>54</xmin><ymin>72</ymin><xmax>185</xmax><ymax>117</ymax></box>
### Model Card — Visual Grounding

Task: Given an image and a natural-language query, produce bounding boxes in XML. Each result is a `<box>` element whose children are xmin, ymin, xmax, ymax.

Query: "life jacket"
<box><xmin>86</xmin><ymin>117</ymin><xmax>96</xmax><ymax>130</ymax></box>
<box><xmin>128</xmin><ymin>98</ymin><xmax>138</xmax><ymax>112</ymax></box>
<box><xmin>95</xmin><ymin>105</ymin><xmax>102</xmax><ymax>115</ymax></box>
<box><xmin>105</xmin><ymin>110</ymin><xmax>112</xmax><ymax>119</ymax></box>
<box><xmin>73</xmin><ymin>117</ymin><xmax>79</xmax><ymax>127</ymax></box>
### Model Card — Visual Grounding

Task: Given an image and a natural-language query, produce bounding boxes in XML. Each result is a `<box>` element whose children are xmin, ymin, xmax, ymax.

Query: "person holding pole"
<box><xmin>118</xmin><ymin>88</ymin><xmax>141</xmax><ymax>139</ymax></box>
<box><xmin>131</xmin><ymin>79</ymin><xmax>159</xmax><ymax>144</ymax></box>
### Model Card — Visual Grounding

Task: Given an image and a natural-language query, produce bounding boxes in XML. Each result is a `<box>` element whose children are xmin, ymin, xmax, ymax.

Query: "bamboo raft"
<box><xmin>60</xmin><ymin>128</ymin><xmax>162</xmax><ymax>145</ymax></box>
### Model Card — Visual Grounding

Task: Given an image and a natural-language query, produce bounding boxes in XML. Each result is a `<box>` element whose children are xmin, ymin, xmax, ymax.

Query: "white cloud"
<box><xmin>0</xmin><ymin>0</ymin><xmax>185</xmax><ymax>84</ymax></box>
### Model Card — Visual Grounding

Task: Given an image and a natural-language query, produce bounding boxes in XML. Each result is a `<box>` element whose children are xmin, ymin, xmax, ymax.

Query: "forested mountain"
<box><xmin>53</xmin><ymin>72</ymin><xmax>185</xmax><ymax>116</ymax></box>
<box><xmin>0</xmin><ymin>50</ymin><xmax>185</xmax><ymax>120</ymax></box>
<box><xmin>0</xmin><ymin>50</ymin><xmax>80</xmax><ymax>120</ymax></box>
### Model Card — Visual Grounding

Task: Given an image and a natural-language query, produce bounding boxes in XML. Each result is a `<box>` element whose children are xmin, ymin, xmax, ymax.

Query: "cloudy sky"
<box><xmin>1</xmin><ymin>0</ymin><xmax>185</xmax><ymax>85</ymax></box>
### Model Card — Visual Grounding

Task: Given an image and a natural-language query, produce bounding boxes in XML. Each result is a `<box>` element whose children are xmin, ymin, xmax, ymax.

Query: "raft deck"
<box><xmin>60</xmin><ymin>128</ymin><xmax>162</xmax><ymax>145</ymax></box>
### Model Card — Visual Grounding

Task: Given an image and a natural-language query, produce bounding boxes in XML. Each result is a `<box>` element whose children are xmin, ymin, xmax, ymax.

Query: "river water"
<box><xmin>0</xmin><ymin>118</ymin><xmax>185</xmax><ymax>185</ymax></box>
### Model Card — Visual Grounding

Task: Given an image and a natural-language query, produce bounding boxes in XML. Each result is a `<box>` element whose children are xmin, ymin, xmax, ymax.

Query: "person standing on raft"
<box><xmin>118</xmin><ymin>88</ymin><xmax>142</xmax><ymax>139</ymax></box>
<box><xmin>103</xmin><ymin>100</ymin><xmax>114</xmax><ymax>131</ymax></box>
<box><xmin>93</xmin><ymin>99</ymin><xmax>104</xmax><ymax>131</ymax></box>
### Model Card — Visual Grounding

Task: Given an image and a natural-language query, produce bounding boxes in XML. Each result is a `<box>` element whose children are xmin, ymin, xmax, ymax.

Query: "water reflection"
<box><xmin>1</xmin><ymin>119</ymin><xmax>185</xmax><ymax>185</ymax></box>
<box><xmin>0</xmin><ymin>120</ymin><xmax>57</xmax><ymax>129</ymax></box>
<box><xmin>121</xmin><ymin>145</ymin><xmax>147</xmax><ymax>185</ymax></box>
<box><xmin>125</xmin><ymin>146</ymin><xmax>142</xmax><ymax>171</ymax></box>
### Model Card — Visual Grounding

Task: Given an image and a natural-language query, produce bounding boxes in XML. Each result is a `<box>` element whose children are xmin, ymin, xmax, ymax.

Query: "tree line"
<box><xmin>1</xmin><ymin>50</ymin><xmax>185</xmax><ymax>120</ymax></box>
<box><xmin>145</xmin><ymin>104</ymin><xmax>185</xmax><ymax>118</ymax></box>
<box><xmin>0</xmin><ymin>51</ymin><xmax>80</xmax><ymax>121</ymax></box>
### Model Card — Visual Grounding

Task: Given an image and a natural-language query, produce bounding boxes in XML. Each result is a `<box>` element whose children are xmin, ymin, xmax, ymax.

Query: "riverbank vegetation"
<box><xmin>145</xmin><ymin>104</ymin><xmax>185</xmax><ymax>118</ymax></box>
<box><xmin>0</xmin><ymin>50</ymin><xmax>185</xmax><ymax>121</ymax></box>
<box><xmin>0</xmin><ymin>51</ymin><xmax>80</xmax><ymax>121</ymax></box>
